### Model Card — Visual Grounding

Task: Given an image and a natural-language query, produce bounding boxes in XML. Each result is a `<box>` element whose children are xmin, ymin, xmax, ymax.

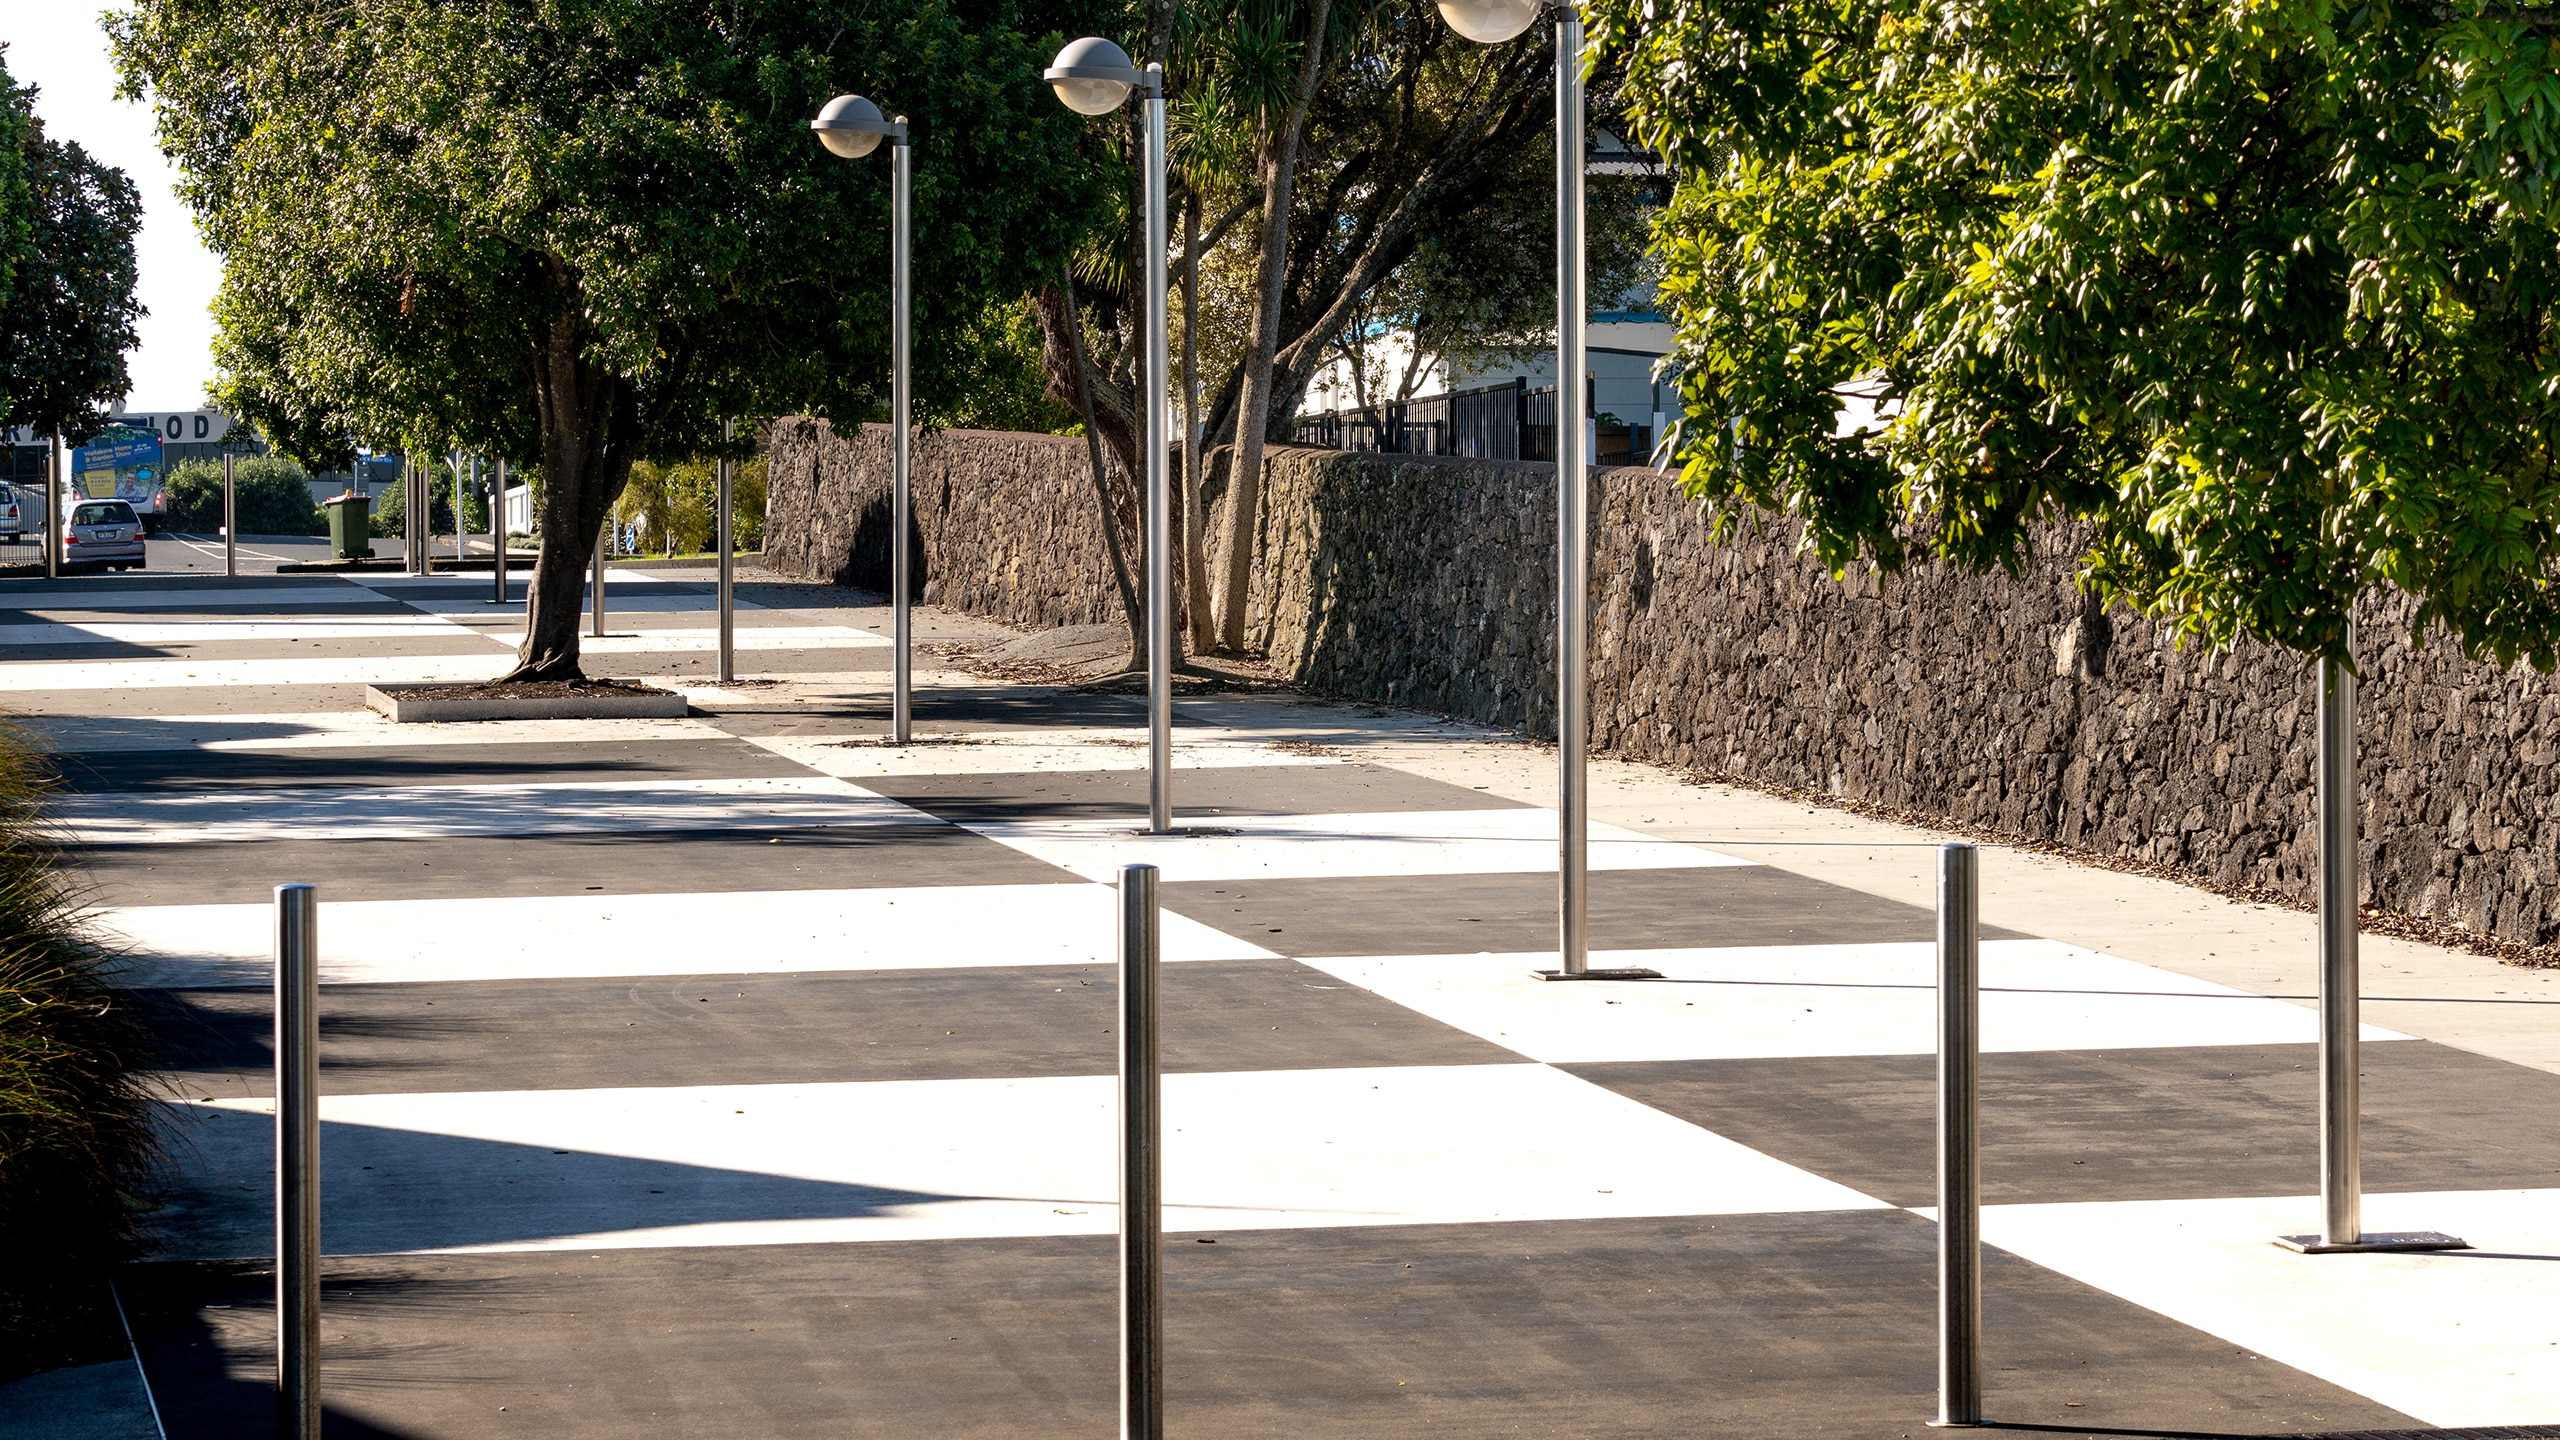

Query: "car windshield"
<box><xmin>73</xmin><ymin>504</ymin><xmax>133</xmax><ymax>526</ymax></box>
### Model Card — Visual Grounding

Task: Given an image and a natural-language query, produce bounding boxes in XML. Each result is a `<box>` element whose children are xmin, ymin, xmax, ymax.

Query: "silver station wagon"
<box><xmin>63</xmin><ymin>498</ymin><xmax>148</xmax><ymax>571</ymax></box>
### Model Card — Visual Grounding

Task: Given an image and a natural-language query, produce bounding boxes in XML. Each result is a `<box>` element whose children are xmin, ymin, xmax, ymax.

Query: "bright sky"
<box><xmin>5</xmin><ymin>6</ymin><xmax>221</xmax><ymax>411</ymax></box>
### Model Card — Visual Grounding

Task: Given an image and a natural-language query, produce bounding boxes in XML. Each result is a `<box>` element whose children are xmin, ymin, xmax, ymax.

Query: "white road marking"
<box><xmin>1299</xmin><ymin>941</ymin><xmax>2409</xmax><ymax>1060</ymax></box>
<box><xmin>102</xmin><ymin>883</ymin><xmax>1276</xmax><ymax>987</ymax></box>
<box><xmin>151</xmin><ymin>1065</ymin><xmax>1885</xmax><ymax>1258</ymax></box>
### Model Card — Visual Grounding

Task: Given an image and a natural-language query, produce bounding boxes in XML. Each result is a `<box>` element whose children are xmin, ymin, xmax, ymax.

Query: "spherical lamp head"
<box><xmin>1437</xmin><ymin>0</ymin><xmax>1543</xmax><ymax>43</ymax></box>
<box><xmin>812</xmin><ymin>94</ymin><xmax>887</xmax><ymax>159</ymax></box>
<box><xmin>1044</xmin><ymin>36</ymin><xmax>1140</xmax><ymax>115</ymax></box>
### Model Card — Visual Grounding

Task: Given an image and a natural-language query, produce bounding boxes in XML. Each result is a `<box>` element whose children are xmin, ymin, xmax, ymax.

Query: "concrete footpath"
<box><xmin>3</xmin><ymin>548</ymin><xmax>2556</xmax><ymax>1438</ymax></box>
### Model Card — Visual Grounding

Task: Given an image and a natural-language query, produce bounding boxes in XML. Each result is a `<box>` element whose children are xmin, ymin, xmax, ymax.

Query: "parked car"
<box><xmin>0</xmin><ymin>483</ymin><xmax>22</xmax><ymax>542</ymax></box>
<box><xmin>62</xmin><ymin>498</ymin><xmax>147</xmax><ymax>571</ymax></box>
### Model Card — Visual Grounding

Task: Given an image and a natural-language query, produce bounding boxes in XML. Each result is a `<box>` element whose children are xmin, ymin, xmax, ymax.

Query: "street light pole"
<box><xmin>892</xmin><ymin>127</ymin><xmax>914</xmax><ymax>741</ymax></box>
<box><xmin>1142</xmin><ymin>71</ymin><xmax>1172</xmax><ymax>834</ymax></box>
<box><xmin>1437</xmin><ymin>0</ymin><xmax>1653</xmax><ymax>981</ymax></box>
<box><xmin>811</xmin><ymin>95</ymin><xmax>916</xmax><ymax>743</ymax></box>
<box><xmin>1043</xmin><ymin>37</ymin><xmax>1173</xmax><ymax>834</ymax></box>
<box><xmin>1552</xmin><ymin>9</ymin><xmax>1591</xmax><ymax>976</ymax></box>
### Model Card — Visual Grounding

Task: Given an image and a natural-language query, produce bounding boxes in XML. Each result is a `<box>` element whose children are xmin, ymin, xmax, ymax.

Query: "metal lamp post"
<box><xmin>812</xmin><ymin>94</ymin><xmax>916</xmax><ymax>742</ymax></box>
<box><xmin>1440</xmin><ymin>0</ymin><xmax>1653</xmax><ymax>981</ymax></box>
<box><xmin>1044</xmin><ymin>38</ymin><xmax>1173</xmax><ymax>834</ymax></box>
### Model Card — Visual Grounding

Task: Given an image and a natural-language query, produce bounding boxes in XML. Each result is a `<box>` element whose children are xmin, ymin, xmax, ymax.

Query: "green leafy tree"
<box><xmin>0</xmin><ymin>52</ymin><xmax>30</xmax><ymax>357</ymax></box>
<box><xmin>1592</xmin><ymin>0</ymin><xmax>2560</xmax><ymax>667</ymax></box>
<box><xmin>0</xmin><ymin>77</ymin><xmax>144</xmax><ymax>444</ymax></box>
<box><xmin>113</xmin><ymin>0</ymin><xmax>1110</xmax><ymax>678</ymax></box>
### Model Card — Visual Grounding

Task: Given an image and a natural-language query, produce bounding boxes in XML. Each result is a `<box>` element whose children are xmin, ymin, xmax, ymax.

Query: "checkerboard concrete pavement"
<box><xmin>9</xmin><ymin>565</ymin><xmax>2559</xmax><ymax>1439</ymax></box>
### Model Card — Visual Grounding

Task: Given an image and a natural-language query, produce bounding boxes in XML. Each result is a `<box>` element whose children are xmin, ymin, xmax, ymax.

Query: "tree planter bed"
<box><xmin>364</xmin><ymin>679</ymin><xmax>690</xmax><ymax>722</ymax></box>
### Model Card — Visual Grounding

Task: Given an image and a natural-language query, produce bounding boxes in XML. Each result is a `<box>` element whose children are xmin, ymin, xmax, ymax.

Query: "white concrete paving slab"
<box><xmin>0</xmin><ymin>652</ymin><xmax>515</xmax><ymax>691</ymax></box>
<box><xmin>57</xmin><ymin>774</ymin><xmax>935</xmax><ymax>845</ymax></box>
<box><xmin>1300</xmin><ymin>941</ymin><xmax>2410</xmax><ymax>1061</ymax></box>
<box><xmin>159</xmin><ymin>1063</ymin><xmax>1884</xmax><ymax>1258</ymax></box>
<box><xmin>103</xmin><ymin>883</ymin><xmax>1276</xmax><ymax>987</ymax></box>
<box><xmin>949</xmin><ymin>806</ymin><xmax>1752</xmax><ymax>883</ymax></box>
<box><xmin>1977</xmin><ymin>1188</ymin><xmax>2560</xmax><ymax>1430</ymax></box>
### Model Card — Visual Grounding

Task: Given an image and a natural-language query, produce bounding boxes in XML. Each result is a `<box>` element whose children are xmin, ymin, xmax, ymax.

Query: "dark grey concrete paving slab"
<box><xmin>141</xmin><ymin>959</ymin><xmax>1522</xmax><ymax>1097</ymax></box>
<box><xmin>0</xmin><ymin>598</ymin><xmax>423</xmax><ymax>619</ymax></box>
<box><xmin>861</xmin><ymin>763</ymin><xmax>1523</xmax><ymax>823</ymax></box>
<box><xmin>0</xmin><ymin>573</ymin><xmax>361</xmax><ymax>597</ymax></box>
<box><xmin>71</xmin><ymin>823</ymin><xmax>1073</xmax><ymax>905</ymax></box>
<box><xmin>0</xmin><ymin>685</ymin><xmax>372</xmax><ymax>717</ymax></box>
<box><xmin>1165</xmin><ymin>865</ymin><xmax>2024</xmax><ymax>957</ymax></box>
<box><xmin>0</xmin><ymin>635</ymin><xmax>507</xmax><ymax>663</ymax></box>
<box><xmin>52</xmin><ymin>738</ymin><xmax>818</xmax><ymax>792</ymax></box>
<box><xmin>1568</xmin><ymin>1041</ymin><xmax>2560</xmax><ymax>1208</ymax></box>
<box><xmin>613</xmin><ymin>646</ymin><xmax>895</xmax><ymax>674</ymax></box>
<box><xmin>123</xmin><ymin>1211</ymin><xmax>2415</xmax><ymax>1439</ymax></box>
<box><xmin>705</xmin><ymin>686</ymin><xmax>1146</xmax><ymax>733</ymax></box>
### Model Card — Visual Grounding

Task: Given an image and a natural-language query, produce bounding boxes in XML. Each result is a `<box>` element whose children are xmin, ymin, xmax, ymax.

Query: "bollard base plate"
<box><xmin>1923</xmin><ymin>1421</ymin><xmax>1984</xmax><ymax>1429</ymax></box>
<box><xmin>2274</xmin><ymin>1231</ymin><xmax>2470</xmax><ymax>1254</ymax></box>
<box><xmin>1531</xmin><ymin>967</ymin><xmax>1665</xmax><ymax>982</ymax></box>
<box><xmin>1127</xmin><ymin>826</ymin><xmax>1238</xmax><ymax>839</ymax></box>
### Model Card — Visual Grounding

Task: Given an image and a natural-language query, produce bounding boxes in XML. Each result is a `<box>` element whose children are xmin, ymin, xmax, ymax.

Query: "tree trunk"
<box><xmin>505</xmin><ymin>314</ymin><xmax>646</xmax><ymax>681</ymax></box>
<box><xmin>1182</xmin><ymin>195</ymin><xmax>1216</xmax><ymax>654</ymax></box>
<box><xmin>1213</xmin><ymin>0</ymin><xmax>1334</xmax><ymax>654</ymax></box>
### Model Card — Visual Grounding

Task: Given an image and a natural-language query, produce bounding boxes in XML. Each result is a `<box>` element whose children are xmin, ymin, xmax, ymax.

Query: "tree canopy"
<box><xmin>0</xmin><ymin>48</ymin><xmax>145</xmax><ymax>443</ymax></box>
<box><xmin>1592</xmin><ymin>0</ymin><xmax>2560</xmax><ymax>667</ymax></box>
<box><xmin>113</xmin><ymin>0</ymin><xmax>1112</xmax><ymax>675</ymax></box>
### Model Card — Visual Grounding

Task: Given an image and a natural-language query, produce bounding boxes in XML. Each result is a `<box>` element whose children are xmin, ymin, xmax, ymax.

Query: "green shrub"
<box><xmin>0</xmin><ymin>721</ymin><xmax>160</xmax><ymax>1379</ymax></box>
<box><xmin>615</xmin><ymin>454</ymin><xmax>767</xmax><ymax>555</ymax></box>
<box><xmin>164</xmin><ymin>456</ymin><xmax>327</xmax><ymax>536</ymax></box>
<box><xmin>372</xmin><ymin>466</ymin><xmax>488</xmax><ymax>539</ymax></box>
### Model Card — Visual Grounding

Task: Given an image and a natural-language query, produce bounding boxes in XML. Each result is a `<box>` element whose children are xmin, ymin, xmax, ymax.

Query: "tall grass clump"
<box><xmin>0</xmin><ymin>718</ymin><xmax>160</xmax><ymax>1376</ymax></box>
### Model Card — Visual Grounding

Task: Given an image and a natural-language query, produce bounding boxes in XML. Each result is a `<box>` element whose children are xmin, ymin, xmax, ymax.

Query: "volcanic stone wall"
<box><xmin>762</xmin><ymin>419</ymin><xmax>1152</xmax><ymax>629</ymax></box>
<box><xmin>766</xmin><ymin>422</ymin><xmax>2560</xmax><ymax>947</ymax></box>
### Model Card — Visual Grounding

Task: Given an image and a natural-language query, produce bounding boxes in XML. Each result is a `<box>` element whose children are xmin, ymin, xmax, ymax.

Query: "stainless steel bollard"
<box><xmin>590</xmin><ymin>513</ymin><xmax>608</xmax><ymax>637</ymax></box>
<box><xmin>1119</xmin><ymin>863</ymin><xmax>1164</xmax><ymax>1440</ymax></box>
<box><xmin>44</xmin><ymin>435</ymin><xmax>59</xmax><ymax>579</ymax></box>
<box><xmin>491</xmin><ymin>459</ymin><xmax>508</xmax><ymax>605</ymax></box>
<box><xmin>1935</xmin><ymin>843</ymin><xmax>1982</xmax><ymax>1428</ymax></box>
<box><xmin>2317</xmin><ymin>649</ymin><xmax>2360</xmax><ymax>1246</ymax></box>
<box><xmin>718</xmin><ymin>419</ymin><xmax>735</xmax><ymax>685</ymax></box>
<box><xmin>274</xmin><ymin>884</ymin><xmax>321</xmax><ymax>1439</ymax></box>
<box><xmin>2276</xmin><ymin>633</ymin><xmax>2465</xmax><ymax>1254</ymax></box>
<box><xmin>222</xmin><ymin>453</ymin><xmax>237</xmax><ymax>577</ymax></box>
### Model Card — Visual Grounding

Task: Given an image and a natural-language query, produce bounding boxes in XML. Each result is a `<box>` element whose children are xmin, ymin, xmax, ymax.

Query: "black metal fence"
<box><xmin>1294</xmin><ymin>376</ymin><xmax>1652</xmax><ymax>466</ymax></box>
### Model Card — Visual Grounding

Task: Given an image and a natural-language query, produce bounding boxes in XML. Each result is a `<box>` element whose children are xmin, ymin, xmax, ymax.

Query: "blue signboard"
<box><xmin>72</xmin><ymin>430</ymin><xmax>163</xmax><ymax>476</ymax></box>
